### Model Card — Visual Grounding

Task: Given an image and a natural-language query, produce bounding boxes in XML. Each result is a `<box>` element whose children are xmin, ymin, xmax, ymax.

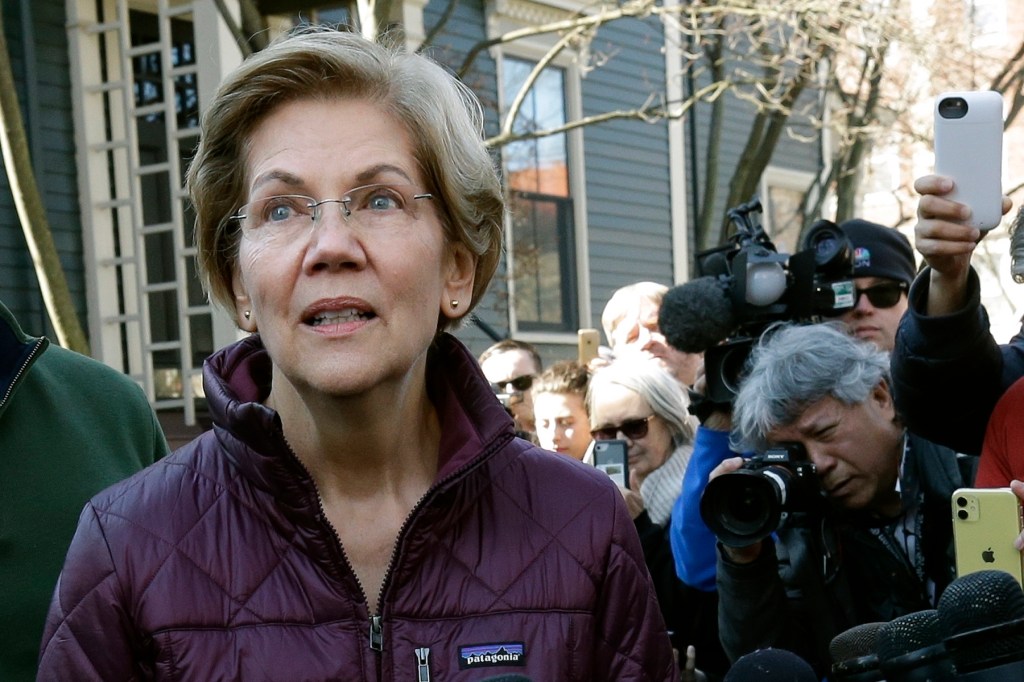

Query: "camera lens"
<box><xmin>700</xmin><ymin>469</ymin><xmax>785</xmax><ymax>547</ymax></box>
<box><xmin>957</xmin><ymin>509</ymin><xmax>969</xmax><ymax>521</ymax></box>
<box><xmin>801</xmin><ymin>220</ymin><xmax>853</xmax><ymax>275</ymax></box>
<box><xmin>956</xmin><ymin>496</ymin><xmax>968</xmax><ymax>507</ymax></box>
<box><xmin>938</xmin><ymin>96</ymin><xmax>968</xmax><ymax>120</ymax></box>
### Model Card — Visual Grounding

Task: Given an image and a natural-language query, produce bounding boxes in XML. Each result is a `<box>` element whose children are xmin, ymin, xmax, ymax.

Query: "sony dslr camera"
<box><xmin>699</xmin><ymin>442</ymin><xmax>824</xmax><ymax>547</ymax></box>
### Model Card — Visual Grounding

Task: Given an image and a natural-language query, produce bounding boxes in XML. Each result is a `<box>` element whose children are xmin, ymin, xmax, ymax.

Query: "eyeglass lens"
<box><xmin>499</xmin><ymin>375</ymin><xmax>534</xmax><ymax>392</ymax></box>
<box><xmin>592</xmin><ymin>416</ymin><xmax>650</xmax><ymax>441</ymax></box>
<box><xmin>855</xmin><ymin>282</ymin><xmax>906</xmax><ymax>309</ymax></box>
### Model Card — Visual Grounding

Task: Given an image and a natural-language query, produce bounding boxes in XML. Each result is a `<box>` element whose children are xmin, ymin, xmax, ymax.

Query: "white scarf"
<box><xmin>640</xmin><ymin>442</ymin><xmax>691</xmax><ymax>526</ymax></box>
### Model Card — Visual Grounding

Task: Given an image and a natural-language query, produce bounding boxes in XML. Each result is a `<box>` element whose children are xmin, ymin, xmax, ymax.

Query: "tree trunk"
<box><xmin>0</xmin><ymin>8</ymin><xmax>89</xmax><ymax>354</ymax></box>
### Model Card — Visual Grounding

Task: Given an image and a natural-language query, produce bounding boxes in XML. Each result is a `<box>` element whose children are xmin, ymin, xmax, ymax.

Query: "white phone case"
<box><xmin>934</xmin><ymin>90</ymin><xmax>1004</xmax><ymax>231</ymax></box>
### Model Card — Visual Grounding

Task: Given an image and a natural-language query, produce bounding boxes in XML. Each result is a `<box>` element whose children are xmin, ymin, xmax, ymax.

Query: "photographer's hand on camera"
<box><xmin>914</xmin><ymin>174</ymin><xmax>1012</xmax><ymax>315</ymax></box>
<box><xmin>707</xmin><ymin>457</ymin><xmax>764</xmax><ymax>564</ymax></box>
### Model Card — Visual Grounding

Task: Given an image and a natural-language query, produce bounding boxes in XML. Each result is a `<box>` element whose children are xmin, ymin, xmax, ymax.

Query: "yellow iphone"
<box><xmin>952</xmin><ymin>487</ymin><xmax>1024</xmax><ymax>587</ymax></box>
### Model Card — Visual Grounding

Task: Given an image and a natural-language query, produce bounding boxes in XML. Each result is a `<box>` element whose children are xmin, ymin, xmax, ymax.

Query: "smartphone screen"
<box><xmin>594</xmin><ymin>439</ymin><xmax>629</xmax><ymax>489</ymax></box>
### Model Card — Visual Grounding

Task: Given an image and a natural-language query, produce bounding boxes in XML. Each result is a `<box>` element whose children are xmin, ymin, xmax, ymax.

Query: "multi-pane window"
<box><xmin>502</xmin><ymin>57</ymin><xmax>578</xmax><ymax>333</ymax></box>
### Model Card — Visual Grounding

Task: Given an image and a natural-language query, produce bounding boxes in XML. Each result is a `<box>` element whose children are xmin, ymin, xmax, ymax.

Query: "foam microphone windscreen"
<box><xmin>830</xmin><ymin>622</ymin><xmax>885</xmax><ymax>681</ymax></box>
<box><xmin>830</xmin><ymin>621</ymin><xmax>885</xmax><ymax>663</ymax></box>
<box><xmin>876</xmin><ymin>610</ymin><xmax>943</xmax><ymax>662</ymax></box>
<box><xmin>723</xmin><ymin>648</ymin><xmax>817</xmax><ymax>681</ymax></box>
<box><xmin>659</xmin><ymin>277</ymin><xmax>736</xmax><ymax>353</ymax></box>
<box><xmin>938</xmin><ymin>569</ymin><xmax>1024</xmax><ymax>673</ymax></box>
<box><xmin>876</xmin><ymin>609</ymin><xmax>954</xmax><ymax>681</ymax></box>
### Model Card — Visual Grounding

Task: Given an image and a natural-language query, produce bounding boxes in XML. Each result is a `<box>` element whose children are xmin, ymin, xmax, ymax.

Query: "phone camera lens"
<box><xmin>956</xmin><ymin>496</ymin><xmax>968</xmax><ymax>507</ymax></box>
<box><xmin>957</xmin><ymin>509</ymin><xmax>969</xmax><ymax>520</ymax></box>
<box><xmin>939</xmin><ymin>97</ymin><xmax>969</xmax><ymax>119</ymax></box>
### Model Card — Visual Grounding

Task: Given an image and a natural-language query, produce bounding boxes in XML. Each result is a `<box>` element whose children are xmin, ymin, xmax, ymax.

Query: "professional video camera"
<box><xmin>699</xmin><ymin>442</ymin><xmax>826</xmax><ymax>547</ymax></box>
<box><xmin>659</xmin><ymin>198</ymin><xmax>857</xmax><ymax>405</ymax></box>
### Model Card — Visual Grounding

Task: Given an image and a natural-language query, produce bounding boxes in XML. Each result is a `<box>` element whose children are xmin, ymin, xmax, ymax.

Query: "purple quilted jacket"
<box><xmin>38</xmin><ymin>334</ymin><xmax>677</xmax><ymax>681</ymax></box>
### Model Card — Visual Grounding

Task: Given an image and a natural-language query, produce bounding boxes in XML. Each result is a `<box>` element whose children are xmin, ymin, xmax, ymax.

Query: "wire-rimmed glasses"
<box><xmin>230</xmin><ymin>183</ymin><xmax>433</xmax><ymax>239</ymax></box>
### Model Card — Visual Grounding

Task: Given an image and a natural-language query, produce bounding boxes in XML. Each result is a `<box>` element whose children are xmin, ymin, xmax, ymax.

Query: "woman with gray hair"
<box><xmin>588</xmin><ymin>357</ymin><xmax>728</xmax><ymax>676</ymax></box>
<box><xmin>588</xmin><ymin>356</ymin><xmax>696</xmax><ymax>506</ymax></box>
<box><xmin>38</xmin><ymin>27</ymin><xmax>675</xmax><ymax>680</ymax></box>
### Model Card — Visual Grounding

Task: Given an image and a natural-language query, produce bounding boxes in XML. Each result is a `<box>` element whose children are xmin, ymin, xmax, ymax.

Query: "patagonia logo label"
<box><xmin>458</xmin><ymin>642</ymin><xmax>526</xmax><ymax>669</ymax></box>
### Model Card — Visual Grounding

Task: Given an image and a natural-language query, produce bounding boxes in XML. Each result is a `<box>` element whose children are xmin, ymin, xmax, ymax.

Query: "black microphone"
<box><xmin>830</xmin><ymin>621</ymin><xmax>885</xmax><ymax>682</ymax></box>
<box><xmin>659</xmin><ymin>276</ymin><xmax>737</xmax><ymax>354</ymax></box>
<box><xmin>875</xmin><ymin>609</ymin><xmax>955</xmax><ymax>681</ymax></box>
<box><xmin>937</xmin><ymin>569</ymin><xmax>1024</xmax><ymax>679</ymax></box>
<box><xmin>722</xmin><ymin>648</ymin><xmax>817</xmax><ymax>681</ymax></box>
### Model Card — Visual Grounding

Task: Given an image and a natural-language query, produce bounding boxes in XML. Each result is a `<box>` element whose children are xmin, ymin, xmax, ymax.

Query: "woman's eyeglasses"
<box><xmin>590</xmin><ymin>416</ymin><xmax>652</xmax><ymax>441</ymax></box>
<box><xmin>854</xmin><ymin>281</ymin><xmax>908</xmax><ymax>309</ymax></box>
<box><xmin>231</xmin><ymin>183</ymin><xmax>433</xmax><ymax>240</ymax></box>
<box><xmin>493</xmin><ymin>374</ymin><xmax>534</xmax><ymax>393</ymax></box>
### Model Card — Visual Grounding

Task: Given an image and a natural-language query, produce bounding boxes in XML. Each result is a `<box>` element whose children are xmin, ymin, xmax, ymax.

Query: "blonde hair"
<box><xmin>187</xmin><ymin>27</ymin><xmax>505</xmax><ymax>330</ymax></box>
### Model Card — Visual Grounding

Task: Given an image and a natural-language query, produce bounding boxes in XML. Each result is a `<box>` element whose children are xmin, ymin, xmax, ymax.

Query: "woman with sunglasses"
<box><xmin>38</xmin><ymin>28</ymin><xmax>676</xmax><ymax>681</ymax></box>
<box><xmin>586</xmin><ymin>357</ymin><xmax>729</xmax><ymax>678</ymax></box>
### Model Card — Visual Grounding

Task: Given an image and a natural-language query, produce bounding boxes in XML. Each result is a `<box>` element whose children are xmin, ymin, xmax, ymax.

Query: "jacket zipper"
<box><xmin>282</xmin><ymin>428</ymin><xmax>515</xmax><ymax>670</ymax></box>
<box><xmin>368</xmin><ymin>430</ymin><xmax>515</xmax><ymax>652</ymax></box>
<box><xmin>415</xmin><ymin>647</ymin><xmax>431</xmax><ymax>681</ymax></box>
<box><xmin>0</xmin><ymin>336</ymin><xmax>45</xmax><ymax>411</ymax></box>
<box><xmin>369</xmin><ymin>615</ymin><xmax>383</xmax><ymax>651</ymax></box>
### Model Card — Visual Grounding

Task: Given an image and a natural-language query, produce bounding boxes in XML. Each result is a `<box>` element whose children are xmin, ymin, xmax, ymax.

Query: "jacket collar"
<box><xmin>0</xmin><ymin>301</ymin><xmax>48</xmax><ymax>417</ymax></box>
<box><xmin>201</xmin><ymin>332</ymin><xmax>516</xmax><ymax>497</ymax></box>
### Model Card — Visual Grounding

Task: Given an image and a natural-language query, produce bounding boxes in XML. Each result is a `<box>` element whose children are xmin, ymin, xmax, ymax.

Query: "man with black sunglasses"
<box><xmin>478</xmin><ymin>338</ymin><xmax>543</xmax><ymax>438</ymax></box>
<box><xmin>837</xmin><ymin>219</ymin><xmax>918</xmax><ymax>352</ymax></box>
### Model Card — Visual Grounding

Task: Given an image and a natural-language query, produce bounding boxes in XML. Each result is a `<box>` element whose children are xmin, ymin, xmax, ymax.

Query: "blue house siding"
<box><xmin>0</xmin><ymin>0</ymin><xmax>83</xmax><ymax>339</ymax></box>
<box><xmin>427</xmin><ymin>6</ymin><xmax>676</xmax><ymax>358</ymax></box>
<box><xmin>581</xmin><ymin>15</ymin><xmax>673</xmax><ymax>336</ymax></box>
<box><xmin>423</xmin><ymin>0</ymin><xmax>514</xmax><ymax>351</ymax></box>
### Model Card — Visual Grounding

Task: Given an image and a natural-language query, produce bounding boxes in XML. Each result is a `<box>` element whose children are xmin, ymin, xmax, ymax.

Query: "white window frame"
<box><xmin>489</xmin><ymin>0</ymin><xmax>591</xmax><ymax>346</ymax></box>
<box><xmin>759</xmin><ymin>165</ymin><xmax>815</xmax><ymax>254</ymax></box>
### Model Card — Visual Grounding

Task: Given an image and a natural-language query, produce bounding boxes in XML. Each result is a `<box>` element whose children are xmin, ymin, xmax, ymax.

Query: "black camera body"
<box><xmin>699</xmin><ymin>442</ymin><xmax>825</xmax><ymax>547</ymax></box>
<box><xmin>700</xmin><ymin>199</ymin><xmax>856</xmax><ymax>404</ymax></box>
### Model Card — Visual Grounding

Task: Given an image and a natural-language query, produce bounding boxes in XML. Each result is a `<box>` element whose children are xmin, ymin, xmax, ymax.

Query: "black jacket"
<box><xmin>715</xmin><ymin>433</ymin><xmax>976</xmax><ymax>677</ymax></box>
<box><xmin>892</xmin><ymin>266</ymin><xmax>1024</xmax><ymax>455</ymax></box>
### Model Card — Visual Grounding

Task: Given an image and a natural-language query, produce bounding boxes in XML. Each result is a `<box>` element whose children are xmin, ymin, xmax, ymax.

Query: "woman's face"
<box><xmin>587</xmin><ymin>383</ymin><xmax>674</xmax><ymax>484</ymax></box>
<box><xmin>231</xmin><ymin>97</ymin><xmax>475</xmax><ymax>399</ymax></box>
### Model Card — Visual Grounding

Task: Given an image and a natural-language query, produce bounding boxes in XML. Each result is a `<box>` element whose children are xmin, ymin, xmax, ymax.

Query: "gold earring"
<box><xmin>244</xmin><ymin>310</ymin><xmax>251</xmax><ymax>320</ymax></box>
<box><xmin>450</xmin><ymin>300</ymin><xmax>460</xmax><ymax>309</ymax></box>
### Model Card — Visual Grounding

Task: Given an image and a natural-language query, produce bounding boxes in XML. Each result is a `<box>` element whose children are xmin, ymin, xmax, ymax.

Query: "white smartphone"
<box><xmin>593</xmin><ymin>439</ymin><xmax>629</xmax><ymax>489</ymax></box>
<box><xmin>934</xmin><ymin>90</ymin><xmax>1004</xmax><ymax>231</ymax></box>
<box><xmin>952</xmin><ymin>487</ymin><xmax>1024</xmax><ymax>587</ymax></box>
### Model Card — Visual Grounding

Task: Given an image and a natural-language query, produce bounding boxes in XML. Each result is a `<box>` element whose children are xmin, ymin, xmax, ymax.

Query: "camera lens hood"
<box><xmin>700</xmin><ymin>468</ymin><xmax>787</xmax><ymax>548</ymax></box>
